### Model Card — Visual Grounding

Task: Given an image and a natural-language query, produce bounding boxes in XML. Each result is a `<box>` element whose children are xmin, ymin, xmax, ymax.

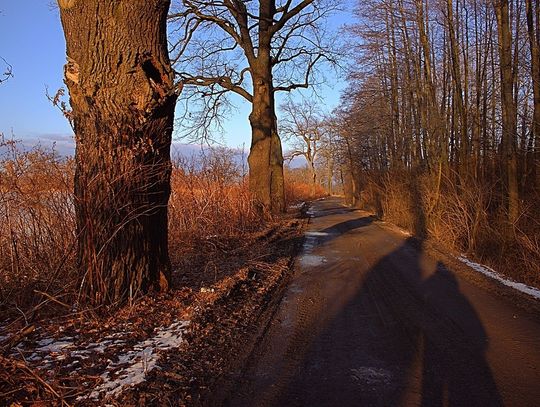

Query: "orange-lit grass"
<box><xmin>359</xmin><ymin>170</ymin><xmax>540</xmax><ymax>288</ymax></box>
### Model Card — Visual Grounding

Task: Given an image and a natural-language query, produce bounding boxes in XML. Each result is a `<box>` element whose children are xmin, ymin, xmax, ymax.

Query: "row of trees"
<box><xmin>333</xmin><ymin>0</ymin><xmax>539</xmax><ymax>231</ymax></box>
<box><xmin>56</xmin><ymin>0</ymin><xmax>338</xmax><ymax>305</ymax></box>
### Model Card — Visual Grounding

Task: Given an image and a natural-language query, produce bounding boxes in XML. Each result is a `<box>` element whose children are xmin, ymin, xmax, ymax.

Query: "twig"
<box><xmin>33</xmin><ymin>290</ymin><xmax>71</xmax><ymax>310</ymax></box>
<box><xmin>0</xmin><ymin>355</ymin><xmax>72</xmax><ymax>407</ymax></box>
<box><xmin>1</xmin><ymin>324</ymin><xmax>35</xmax><ymax>353</ymax></box>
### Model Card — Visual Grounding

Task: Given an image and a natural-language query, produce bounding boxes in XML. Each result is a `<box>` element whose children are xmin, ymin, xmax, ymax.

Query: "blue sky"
<box><xmin>0</xmin><ymin>2</ymin><xmax>352</xmax><ymax>152</ymax></box>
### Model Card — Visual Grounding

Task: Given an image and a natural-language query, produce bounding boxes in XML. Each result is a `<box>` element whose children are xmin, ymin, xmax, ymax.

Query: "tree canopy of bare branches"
<box><xmin>169</xmin><ymin>0</ymin><xmax>341</xmax><ymax>212</ymax></box>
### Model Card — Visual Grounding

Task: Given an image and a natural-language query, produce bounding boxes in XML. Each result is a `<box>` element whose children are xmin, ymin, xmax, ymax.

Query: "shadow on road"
<box><xmin>229</xmin><ymin>198</ymin><xmax>502</xmax><ymax>407</ymax></box>
<box><xmin>420</xmin><ymin>262</ymin><xmax>502</xmax><ymax>407</ymax></box>
<box><xmin>275</xmin><ymin>236</ymin><xmax>502</xmax><ymax>406</ymax></box>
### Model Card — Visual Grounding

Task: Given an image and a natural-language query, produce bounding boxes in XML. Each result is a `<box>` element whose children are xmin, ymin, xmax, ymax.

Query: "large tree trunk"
<box><xmin>248</xmin><ymin>0</ymin><xmax>285</xmax><ymax>214</ymax></box>
<box><xmin>58</xmin><ymin>0</ymin><xmax>177</xmax><ymax>306</ymax></box>
<box><xmin>494</xmin><ymin>0</ymin><xmax>520</xmax><ymax>229</ymax></box>
<box><xmin>248</xmin><ymin>67</ymin><xmax>285</xmax><ymax>213</ymax></box>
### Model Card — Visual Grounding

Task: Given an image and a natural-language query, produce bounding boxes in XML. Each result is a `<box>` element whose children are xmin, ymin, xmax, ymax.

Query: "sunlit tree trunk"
<box><xmin>247</xmin><ymin>0</ymin><xmax>285</xmax><ymax>213</ymax></box>
<box><xmin>58</xmin><ymin>0</ymin><xmax>177</xmax><ymax>305</ymax></box>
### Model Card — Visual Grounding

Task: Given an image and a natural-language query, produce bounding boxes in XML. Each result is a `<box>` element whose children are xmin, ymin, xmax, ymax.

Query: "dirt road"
<box><xmin>227</xmin><ymin>197</ymin><xmax>540</xmax><ymax>407</ymax></box>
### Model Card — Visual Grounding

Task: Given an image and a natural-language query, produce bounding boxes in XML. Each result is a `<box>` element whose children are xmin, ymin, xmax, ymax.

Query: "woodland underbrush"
<box><xmin>284</xmin><ymin>166</ymin><xmax>328</xmax><ymax>204</ymax></box>
<box><xmin>0</xmin><ymin>140</ymin><xmax>314</xmax><ymax>320</ymax></box>
<box><xmin>358</xmin><ymin>170</ymin><xmax>540</xmax><ymax>288</ymax></box>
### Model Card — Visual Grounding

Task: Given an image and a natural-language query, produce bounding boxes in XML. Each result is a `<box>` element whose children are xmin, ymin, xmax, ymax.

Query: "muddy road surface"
<box><xmin>227</xmin><ymin>197</ymin><xmax>540</xmax><ymax>407</ymax></box>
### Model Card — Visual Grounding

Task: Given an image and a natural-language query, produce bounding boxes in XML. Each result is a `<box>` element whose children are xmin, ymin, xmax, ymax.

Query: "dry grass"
<box><xmin>284</xmin><ymin>167</ymin><xmax>328</xmax><ymax>204</ymax></box>
<box><xmin>169</xmin><ymin>152</ymin><xmax>261</xmax><ymax>248</ymax></box>
<box><xmin>0</xmin><ymin>141</ymin><xmax>316</xmax><ymax>319</ymax></box>
<box><xmin>359</xmin><ymin>170</ymin><xmax>540</xmax><ymax>288</ymax></box>
<box><xmin>0</xmin><ymin>137</ymin><xmax>77</xmax><ymax>311</ymax></box>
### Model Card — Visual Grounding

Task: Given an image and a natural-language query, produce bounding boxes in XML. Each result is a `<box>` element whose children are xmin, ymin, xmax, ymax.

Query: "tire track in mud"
<box><xmin>259</xmin><ymin>284</ymin><xmax>324</xmax><ymax>407</ymax></box>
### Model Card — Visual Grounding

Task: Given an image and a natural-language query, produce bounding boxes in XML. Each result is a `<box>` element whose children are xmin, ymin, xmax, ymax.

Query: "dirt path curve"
<box><xmin>226</xmin><ymin>197</ymin><xmax>540</xmax><ymax>407</ymax></box>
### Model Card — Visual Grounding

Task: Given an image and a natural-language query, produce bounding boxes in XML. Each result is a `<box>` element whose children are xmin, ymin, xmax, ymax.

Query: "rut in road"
<box><xmin>226</xmin><ymin>197</ymin><xmax>540</xmax><ymax>407</ymax></box>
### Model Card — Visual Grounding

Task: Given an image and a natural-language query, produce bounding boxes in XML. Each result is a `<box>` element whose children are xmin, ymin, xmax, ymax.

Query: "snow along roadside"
<box><xmin>458</xmin><ymin>255</ymin><xmax>540</xmax><ymax>300</ymax></box>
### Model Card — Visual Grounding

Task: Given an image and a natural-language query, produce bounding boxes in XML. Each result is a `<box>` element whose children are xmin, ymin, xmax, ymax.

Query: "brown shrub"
<box><xmin>0</xmin><ymin>140</ymin><xmax>330</xmax><ymax>316</ymax></box>
<box><xmin>168</xmin><ymin>150</ymin><xmax>264</xmax><ymax>264</ymax></box>
<box><xmin>0</xmin><ymin>144</ymin><xmax>271</xmax><ymax>315</ymax></box>
<box><xmin>284</xmin><ymin>166</ymin><xmax>328</xmax><ymax>204</ymax></box>
<box><xmin>0</xmin><ymin>137</ymin><xmax>76</xmax><ymax>310</ymax></box>
<box><xmin>359</xmin><ymin>169</ymin><xmax>540</xmax><ymax>288</ymax></box>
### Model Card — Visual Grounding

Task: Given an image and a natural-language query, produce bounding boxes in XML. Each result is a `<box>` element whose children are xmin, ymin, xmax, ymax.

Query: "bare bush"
<box><xmin>0</xmin><ymin>137</ymin><xmax>76</xmax><ymax>311</ymax></box>
<box><xmin>0</xmin><ymin>141</ymin><xmax>319</xmax><ymax>318</ymax></box>
<box><xmin>284</xmin><ymin>166</ymin><xmax>327</xmax><ymax>204</ymax></box>
<box><xmin>168</xmin><ymin>149</ymin><xmax>263</xmax><ymax>264</ymax></box>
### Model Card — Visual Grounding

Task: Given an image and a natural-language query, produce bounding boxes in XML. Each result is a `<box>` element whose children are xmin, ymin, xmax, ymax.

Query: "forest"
<box><xmin>333</xmin><ymin>0</ymin><xmax>540</xmax><ymax>286</ymax></box>
<box><xmin>1</xmin><ymin>0</ymin><xmax>539</xmax><ymax>405</ymax></box>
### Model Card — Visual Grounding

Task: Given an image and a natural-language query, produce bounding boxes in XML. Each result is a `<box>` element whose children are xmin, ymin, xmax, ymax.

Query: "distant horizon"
<box><xmin>0</xmin><ymin>132</ymin><xmax>308</xmax><ymax>168</ymax></box>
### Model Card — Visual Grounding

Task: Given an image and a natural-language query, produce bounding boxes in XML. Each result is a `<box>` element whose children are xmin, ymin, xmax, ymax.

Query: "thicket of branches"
<box><xmin>333</xmin><ymin>0</ymin><xmax>540</xmax><ymax>285</ymax></box>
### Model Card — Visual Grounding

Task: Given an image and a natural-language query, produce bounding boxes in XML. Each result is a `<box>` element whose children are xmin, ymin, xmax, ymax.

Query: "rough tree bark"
<box><xmin>58</xmin><ymin>0</ymin><xmax>177</xmax><ymax>306</ymax></box>
<box><xmin>249</xmin><ymin>2</ymin><xmax>285</xmax><ymax>212</ymax></box>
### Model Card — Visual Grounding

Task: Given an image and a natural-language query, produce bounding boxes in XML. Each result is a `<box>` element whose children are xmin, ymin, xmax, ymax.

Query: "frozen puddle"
<box><xmin>458</xmin><ymin>255</ymin><xmax>540</xmax><ymax>300</ymax></box>
<box><xmin>88</xmin><ymin>320</ymin><xmax>190</xmax><ymax>400</ymax></box>
<box><xmin>299</xmin><ymin>231</ymin><xmax>330</xmax><ymax>267</ymax></box>
<box><xmin>305</xmin><ymin>231</ymin><xmax>331</xmax><ymax>237</ymax></box>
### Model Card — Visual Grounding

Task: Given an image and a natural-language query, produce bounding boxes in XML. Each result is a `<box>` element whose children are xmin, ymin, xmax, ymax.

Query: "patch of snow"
<box><xmin>36</xmin><ymin>338</ymin><xmax>75</xmax><ymax>353</ymax></box>
<box><xmin>299</xmin><ymin>254</ymin><xmax>327</xmax><ymax>267</ymax></box>
<box><xmin>458</xmin><ymin>255</ymin><xmax>540</xmax><ymax>300</ymax></box>
<box><xmin>200</xmin><ymin>287</ymin><xmax>215</xmax><ymax>293</ymax></box>
<box><xmin>302</xmin><ymin>236</ymin><xmax>317</xmax><ymax>252</ymax></box>
<box><xmin>289</xmin><ymin>201</ymin><xmax>305</xmax><ymax>209</ymax></box>
<box><xmin>88</xmin><ymin>320</ymin><xmax>190</xmax><ymax>400</ymax></box>
<box><xmin>288</xmin><ymin>284</ymin><xmax>304</xmax><ymax>294</ymax></box>
<box><xmin>350</xmin><ymin>367</ymin><xmax>392</xmax><ymax>386</ymax></box>
<box><xmin>37</xmin><ymin>338</ymin><xmax>55</xmax><ymax>347</ymax></box>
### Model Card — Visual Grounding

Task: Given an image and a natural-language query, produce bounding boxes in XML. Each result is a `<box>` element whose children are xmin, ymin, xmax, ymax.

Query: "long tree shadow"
<box><xmin>303</xmin><ymin>216</ymin><xmax>375</xmax><ymax>249</ymax></box>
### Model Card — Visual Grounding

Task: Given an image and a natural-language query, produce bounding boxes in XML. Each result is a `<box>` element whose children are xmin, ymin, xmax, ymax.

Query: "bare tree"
<box><xmin>57</xmin><ymin>0</ymin><xmax>178</xmax><ymax>306</ymax></box>
<box><xmin>526</xmin><ymin>0</ymin><xmax>540</xmax><ymax>188</ymax></box>
<box><xmin>0</xmin><ymin>8</ymin><xmax>13</xmax><ymax>85</ymax></box>
<box><xmin>169</xmin><ymin>0</ymin><xmax>340</xmax><ymax>213</ymax></box>
<box><xmin>280</xmin><ymin>99</ymin><xmax>324</xmax><ymax>192</ymax></box>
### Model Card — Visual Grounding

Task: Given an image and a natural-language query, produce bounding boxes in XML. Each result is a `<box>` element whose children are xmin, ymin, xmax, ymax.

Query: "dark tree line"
<box><xmin>322</xmin><ymin>0</ymin><xmax>540</xmax><ymax>282</ymax></box>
